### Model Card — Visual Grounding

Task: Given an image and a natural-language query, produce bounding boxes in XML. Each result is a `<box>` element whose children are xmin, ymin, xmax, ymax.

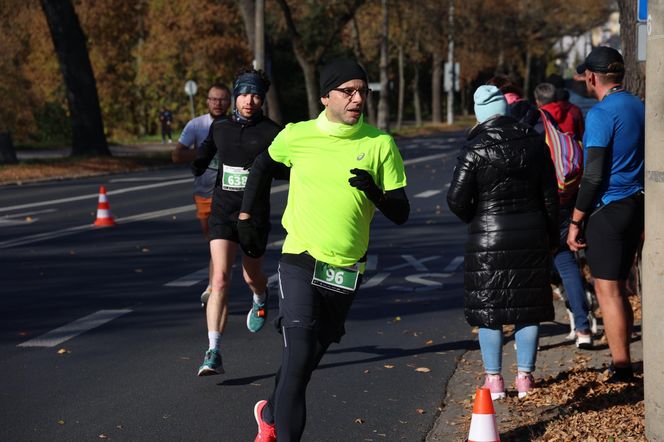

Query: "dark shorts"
<box><xmin>208</xmin><ymin>218</ymin><xmax>240</xmax><ymax>242</ymax></box>
<box><xmin>276</xmin><ymin>253</ymin><xmax>363</xmax><ymax>346</ymax></box>
<box><xmin>585</xmin><ymin>192</ymin><xmax>644</xmax><ymax>280</ymax></box>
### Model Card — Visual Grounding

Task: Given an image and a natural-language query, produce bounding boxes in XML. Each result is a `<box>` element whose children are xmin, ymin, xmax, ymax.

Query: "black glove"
<box><xmin>190</xmin><ymin>158</ymin><xmax>208</xmax><ymax>177</ymax></box>
<box><xmin>237</xmin><ymin>218</ymin><xmax>267</xmax><ymax>258</ymax></box>
<box><xmin>349</xmin><ymin>168</ymin><xmax>383</xmax><ymax>204</ymax></box>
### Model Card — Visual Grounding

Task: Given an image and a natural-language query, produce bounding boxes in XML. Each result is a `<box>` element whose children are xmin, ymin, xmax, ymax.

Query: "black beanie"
<box><xmin>319</xmin><ymin>58</ymin><xmax>368</xmax><ymax>97</ymax></box>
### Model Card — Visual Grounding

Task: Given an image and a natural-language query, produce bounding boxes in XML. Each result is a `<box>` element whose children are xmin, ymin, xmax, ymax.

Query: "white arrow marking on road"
<box><xmin>385</xmin><ymin>255</ymin><xmax>440</xmax><ymax>271</ymax></box>
<box><xmin>443</xmin><ymin>256</ymin><xmax>464</xmax><ymax>272</ymax></box>
<box><xmin>402</xmin><ymin>152</ymin><xmax>448</xmax><ymax>166</ymax></box>
<box><xmin>414</xmin><ymin>190</ymin><xmax>443</xmax><ymax>198</ymax></box>
<box><xmin>362</xmin><ymin>272</ymin><xmax>390</xmax><ymax>289</ymax></box>
<box><xmin>17</xmin><ymin>309</ymin><xmax>132</xmax><ymax>348</ymax></box>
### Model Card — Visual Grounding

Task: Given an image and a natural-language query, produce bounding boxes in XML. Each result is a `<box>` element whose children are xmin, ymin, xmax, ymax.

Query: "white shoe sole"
<box><xmin>490</xmin><ymin>392</ymin><xmax>506</xmax><ymax>400</ymax></box>
<box><xmin>518</xmin><ymin>391</ymin><xmax>528</xmax><ymax>399</ymax></box>
<box><xmin>197</xmin><ymin>365</ymin><xmax>224</xmax><ymax>376</ymax></box>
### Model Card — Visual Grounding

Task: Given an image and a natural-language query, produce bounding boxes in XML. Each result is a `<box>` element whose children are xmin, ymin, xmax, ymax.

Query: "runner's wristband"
<box><xmin>569</xmin><ymin>219</ymin><xmax>583</xmax><ymax>227</ymax></box>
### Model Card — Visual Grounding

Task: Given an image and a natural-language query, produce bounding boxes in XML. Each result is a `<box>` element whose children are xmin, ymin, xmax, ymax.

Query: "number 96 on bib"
<box><xmin>311</xmin><ymin>260</ymin><xmax>359</xmax><ymax>294</ymax></box>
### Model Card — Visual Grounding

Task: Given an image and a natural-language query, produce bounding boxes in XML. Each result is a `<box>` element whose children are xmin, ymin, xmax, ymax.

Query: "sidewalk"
<box><xmin>15</xmin><ymin>142</ymin><xmax>172</xmax><ymax>160</ymax></box>
<box><xmin>427</xmin><ymin>296</ymin><xmax>644</xmax><ymax>441</ymax></box>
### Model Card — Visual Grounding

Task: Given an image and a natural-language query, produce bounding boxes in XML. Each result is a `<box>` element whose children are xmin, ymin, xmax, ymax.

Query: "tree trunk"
<box><xmin>350</xmin><ymin>18</ymin><xmax>376</xmax><ymax>125</ymax></box>
<box><xmin>618</xmin><ymin>0</ymin><xmax>646</xmax><ymax>98</ymax></box>
<box><xmin>523</xmin><ymin>47</ymin><xmax>532</xmax><ymax>100</ymax></box>
<box><xmin>0</xmin><ymin>132</ymin><xmax>18</xmax><ymax>164</ymax></box>
<box><xmin>39</xmin><ymin>0</ymin><xmax>109</xmax><ymax>156</ymax></box>
<box><xmin>296</xmin><ymin>55</ymin><xmax>320</xmax><ymax>119</ymax></box>
<box><xmin>432</xmin><ymin>51</ymin><xmax>443</xmax><ymax>123</ymax></box>
<box><xmin>377</xmin><ymin>0</ymin><xmax>390</xmax><ymax>131</ymax></box>
<box><xmin>412</xmin><ymin>65</ymin><xmax>422</xmax><ymax>127</ymax></box>
<box><xmin>396</xmin><ymin>45</ymin><xmax>405</xmax><ymax>131</ymax></box>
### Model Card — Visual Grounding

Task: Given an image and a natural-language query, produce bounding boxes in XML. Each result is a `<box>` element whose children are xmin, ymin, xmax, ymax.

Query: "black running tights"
<box><xmin>263</xmin><ymin>327</ymin><xmax>329</xmax><ymax>442</ymax></box>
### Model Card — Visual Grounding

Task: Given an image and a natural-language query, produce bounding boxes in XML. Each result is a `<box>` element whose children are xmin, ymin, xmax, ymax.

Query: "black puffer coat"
<box><xmin>447</xmin><ymin>116</ymin><xmax>559</xmax><ymax>328</ymax></box>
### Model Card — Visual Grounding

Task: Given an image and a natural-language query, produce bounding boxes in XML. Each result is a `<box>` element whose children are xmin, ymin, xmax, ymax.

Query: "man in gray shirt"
<box><xmin>172</xmin><ymin>83</ymin><xmax>231</xmax><ymax>302</ymax></box>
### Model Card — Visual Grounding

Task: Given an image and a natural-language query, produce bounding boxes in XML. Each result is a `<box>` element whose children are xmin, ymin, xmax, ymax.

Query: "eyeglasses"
<box><xmin>207</xmin><ymin>97</ymin><xmax>230</xmax><ymax>103</ymax></box>
<box><xmin>330</xmin><ymin>87</ymin><xmax>371</xmax><ymax>99</ymax></box>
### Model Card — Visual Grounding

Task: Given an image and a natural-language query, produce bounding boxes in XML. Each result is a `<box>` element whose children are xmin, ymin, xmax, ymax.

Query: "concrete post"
<box><xmin>644</xmin><ymin>1</ymin><xmax>664</xmax><ymax>440</ymax></box>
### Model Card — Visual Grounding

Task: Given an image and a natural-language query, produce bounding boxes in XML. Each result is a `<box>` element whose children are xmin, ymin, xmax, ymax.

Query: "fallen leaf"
<box><xmin>141</xmin><ymin>248</ymin><xmax>150</xmax><ymax>252</ymax></box>
<box><xmin>415</xmin><ymin>367</ymin><xmax>431</xmax><ymax>373</ymax></box>
<box><xmin>425</xmin><ymin>339</ymin><xmax>434</xmax><ymax>345</ymax></box>
<box><xmin>394</xmin><ymin>316</ymin><xmax>401</xmax><ymax>321</ymax></box>
<box><xmin>354</xmin><ymin>418</ymin><xmax>364</xmax><ymax>424</ymax></box>
<box><xmin>57</xmin><ymin>348</ymin><xmax>70</xmax><ymax>355</ymax></box>
<box><xmin>363</xmin><ymin>369</ymin><xmax>370</xmax><ymax>374</ymax></box>
<box><xmin>416</xmin><ymin>408</ymin><xmax>426</xmax><ymax>414</ymax></box>
<box><xmin>98</xmin><ymin>435</ymin><xmax>108</xmax><ymax>439</ymax></box>
<box><xmin>57</xmin><ymin>420</ymin><xmax>65</xmax><ymax>425</ymax></box>
<box><xmin>384</xmin><ymin>364</ymin><xmax>395</xmax><ymax>369</ymax></box>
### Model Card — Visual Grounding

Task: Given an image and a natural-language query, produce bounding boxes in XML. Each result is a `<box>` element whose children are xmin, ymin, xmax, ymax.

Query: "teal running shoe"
<box><xmin>246</xmin><ymin>298</ymin><xmax>267</xmax><ymax>333</ymax></box>
<box><xmin>197</xmin><ymin>349</ymin><xmax>224</xmax><ymax>376</ymax></box>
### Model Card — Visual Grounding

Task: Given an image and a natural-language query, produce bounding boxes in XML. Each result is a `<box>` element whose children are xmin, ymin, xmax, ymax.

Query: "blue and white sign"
<box><xmin>638</xmin><ymin>0</ymin><xmax>647</xmax><ymax>22</ymax></box>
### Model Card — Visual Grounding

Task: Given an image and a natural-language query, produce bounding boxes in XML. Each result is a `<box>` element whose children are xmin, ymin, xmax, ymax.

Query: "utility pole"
<box><xmin>254</xmin><ymin>0</ymin><xmax>264</xmax><ymax>71</ymax></box>
<box><xmin>377</xmin><ymin>0</ymin><xmax>390</xmax><ymax>132</ymax></box>
<box><xmin>446</xmin><ymin>0</ymin><xmax>455</xmax><ymax>125</ymax></box>
<box><xmin>644</xmin><ymin>2</ymin><xmax>664</xmax><ymax>439</ymax></box>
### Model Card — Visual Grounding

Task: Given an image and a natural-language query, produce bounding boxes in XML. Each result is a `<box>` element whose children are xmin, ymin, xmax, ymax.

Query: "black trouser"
<box><xmin>263</xmin><ymin>254</ymin><xmax>360</xmax><ymax>442</ymax></box>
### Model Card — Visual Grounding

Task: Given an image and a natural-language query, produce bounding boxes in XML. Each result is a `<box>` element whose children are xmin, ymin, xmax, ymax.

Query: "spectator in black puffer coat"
<box><xmin>447</xmin><ymin>85</ymin><xmax>559</xmax><ymax>400</ymax></box>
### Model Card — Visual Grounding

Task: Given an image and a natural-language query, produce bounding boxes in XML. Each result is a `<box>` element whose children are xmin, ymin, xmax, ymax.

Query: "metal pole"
<box><xmin>644</xmin><ymin>1</ymin><xmax>664</xmax><ymax>439</ymax></box>
<box><xmin>446</xmin><ymin>0</ymin><xmax>455</xmax><ymax>125</ymax></box>
<box><xmin>189</xmin><ymin>94</ymin><xmax>195</xmax><ymax>120</ymax></box>
<box><xmin>254</xmin><ymin>0</ymin><xmax>265</xmax><ymax>71</ymax></box>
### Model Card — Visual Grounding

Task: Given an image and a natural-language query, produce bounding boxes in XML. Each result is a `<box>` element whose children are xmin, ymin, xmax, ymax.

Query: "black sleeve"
<box><xmin>190</xmin><ymin>126</ymin><xmax>217</xmax><ymax>176</ymax></box>
<box><xmin>575</xmin><ymin>147</ymin><xmax>606</xmax><ymax>213</ymax></box>
<box><xmin>540</xmin><ymin>142</ymin><xmax>560</xmax><ymax>249</ymax></box>
<box><xmin>241</xmin><ymin>150</ymin><xmax>289</xmax><ymax>214</ymax></box>
<box><xmin>375</xmin><ymin>188</ymin><xmax>409</xmax><ymax>225</ymax></box>
<box><xmin>447</xmin><ymin>147</ymin><xmax>478</xmax><ymax>223</ymax></box>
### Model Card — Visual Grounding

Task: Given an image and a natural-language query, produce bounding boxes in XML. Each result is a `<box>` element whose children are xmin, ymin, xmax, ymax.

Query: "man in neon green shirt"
<box><xmin>239</xmin><ymin>59</ymin><xmax>409</xmax><ymax>442</ymax></box>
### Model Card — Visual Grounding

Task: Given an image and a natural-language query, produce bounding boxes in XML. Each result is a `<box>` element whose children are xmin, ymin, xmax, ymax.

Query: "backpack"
<box><xmin>539</xmin><ymin>110</ymin><xmax>584</xmax><ymax>205</ymax></box>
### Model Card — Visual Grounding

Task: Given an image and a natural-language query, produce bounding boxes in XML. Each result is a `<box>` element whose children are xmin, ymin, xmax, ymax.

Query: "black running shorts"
<box><xmin>585</xmin><ymin>192</ymin><xmax>644</xmax><ymax>280</ymax></box>
<box><xmin>276</xmin><ymin>253</ymin><xmax>362</xmax><ymax>346</ymax></box>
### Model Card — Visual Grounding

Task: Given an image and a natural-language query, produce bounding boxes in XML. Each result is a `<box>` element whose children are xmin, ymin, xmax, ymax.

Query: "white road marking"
<box><xmin>414</xmin><ymin>190</ymin><xmax>443</xmax><ymax>198</ymax></box>
<box><xmin>385</xmin><ymin>255</ymin><xmax>440</xmax><ymax>271</ymax></box>
<box><xmin>443</xmin><ymin>256</ymin><xmax>464</xmax><ymax>272</ymax></box>
<box><xmin>164</xmin><ymin>267</ymin><xmax>209</xmax><ymax>287</ymax></box>
<box><xmin>0</xmin><ymin>178</ymin><xmax>192</xmax><ymax>213</ymax></box>
<box><xmin>2</xmin><ymin>208</ymin><xmax>57</xmax><ymax>218</ymax></box>
<box><xmin>362</xmin><ymin>272</ymin><xmax>390</xmax><ymax>289</ymax></box>
<box><xmin>17</xmin><ymin>309</ymin><xmax>132</xmax><ymax>348</ymax></box>
<box><xmin>110</xmin><ymin>175</ymin><xmax>190</xmax><ymax>182</ymax></box>
<box><xmin>403</xmin><ymin>153</ymin><xmax>447</xmax><ymax>166</ymax></box>
<box><xmin>0</xmin><ymin>204</ymin><xmax>194</xmax><ymax>249</ymax></box>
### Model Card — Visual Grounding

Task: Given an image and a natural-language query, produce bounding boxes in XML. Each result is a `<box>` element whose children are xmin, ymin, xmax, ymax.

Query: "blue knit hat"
<box><xmin>474</xmin><ymin>85</ymin><xmax>507</xmax><ymax>123</ymax></box>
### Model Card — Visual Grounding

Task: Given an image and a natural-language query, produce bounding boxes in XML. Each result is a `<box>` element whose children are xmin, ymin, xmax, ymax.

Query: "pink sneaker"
<box><xmin>516</xmin><ymin>373</ymin><xmax>534</xmax><ymax>398</ymax></box>
<box><xmin>254</xmin><ymin>400</ymin><xmax>277</xmax><ymax>442</ymax></box>
<box><xmin>482</xmin><ymin>374</ymin><xmax>506</xmax><ymax>400</ymax></box>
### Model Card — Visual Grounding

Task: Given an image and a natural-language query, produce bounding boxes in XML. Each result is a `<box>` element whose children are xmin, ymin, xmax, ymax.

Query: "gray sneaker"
<box><xmin>200</xmin><ymin>286</ymin><xmax>212</xmax><ymax>307</ymax></box>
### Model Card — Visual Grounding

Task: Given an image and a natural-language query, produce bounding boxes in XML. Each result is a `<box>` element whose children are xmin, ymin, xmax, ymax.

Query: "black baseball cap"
<box><xmin>576</xmin><ymin>46</ymin><xmax>625</xmax><ymax>74</ymax></box>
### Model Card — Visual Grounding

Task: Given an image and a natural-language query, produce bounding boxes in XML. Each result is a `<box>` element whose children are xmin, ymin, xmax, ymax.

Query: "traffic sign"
<box><xmin>184</xmin><ymin>80</ymin><xmax>198</xmax><ymax>96</ymax></box>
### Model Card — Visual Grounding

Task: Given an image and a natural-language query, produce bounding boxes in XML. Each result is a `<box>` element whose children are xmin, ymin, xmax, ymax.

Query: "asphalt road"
<box><xmin>0</xmin><ymin>131</ymin><xmax>473</xmax><ymax>442</ymax></box>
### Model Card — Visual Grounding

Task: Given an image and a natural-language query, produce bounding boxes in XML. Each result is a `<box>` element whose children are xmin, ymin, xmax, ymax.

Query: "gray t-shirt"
<box><xmin>178</xmin><ymin>113</ymin><xmax>218</xmax><ymax>197</ymax></box>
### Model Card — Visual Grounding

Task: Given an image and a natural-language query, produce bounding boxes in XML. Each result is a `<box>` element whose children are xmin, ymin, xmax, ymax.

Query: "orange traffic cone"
<box><xmin>467</xmin><ymin>387</ymin><xmax>500</xmax><ymax>442</ymax></box>
<box><xmin>93</xmin><ymin>185</ymin><xmax>116</xmax><ymax>227</ymax></box>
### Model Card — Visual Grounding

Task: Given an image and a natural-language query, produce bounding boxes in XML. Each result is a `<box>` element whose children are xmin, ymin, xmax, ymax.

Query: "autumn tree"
<box><xmin>40</xmin><ymin>0</ymin><xmax>109</xmax><ymax>156</ymax></box>
<box><xmin>274</xmin><ymin>0</ymin><xmax>365</xmax><ymax>118</ymax></box>
<box><xmin>617</xmin><ymin>0</ymin><xmax>645</xmax><ymax>97</ymax></box>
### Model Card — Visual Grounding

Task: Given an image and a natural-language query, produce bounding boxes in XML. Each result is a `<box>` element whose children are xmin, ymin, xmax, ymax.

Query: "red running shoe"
<box><xmin>254</xmin><ymin>400</ymin><xmax>277</xmax><ymax>442</ymax></box>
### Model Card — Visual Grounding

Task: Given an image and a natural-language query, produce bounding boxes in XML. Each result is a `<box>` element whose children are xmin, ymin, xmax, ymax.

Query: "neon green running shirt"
<box><xmin>268</xmin><ymin>111</ymin><xmax>407</xmax><ymax>267</ymax></box>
